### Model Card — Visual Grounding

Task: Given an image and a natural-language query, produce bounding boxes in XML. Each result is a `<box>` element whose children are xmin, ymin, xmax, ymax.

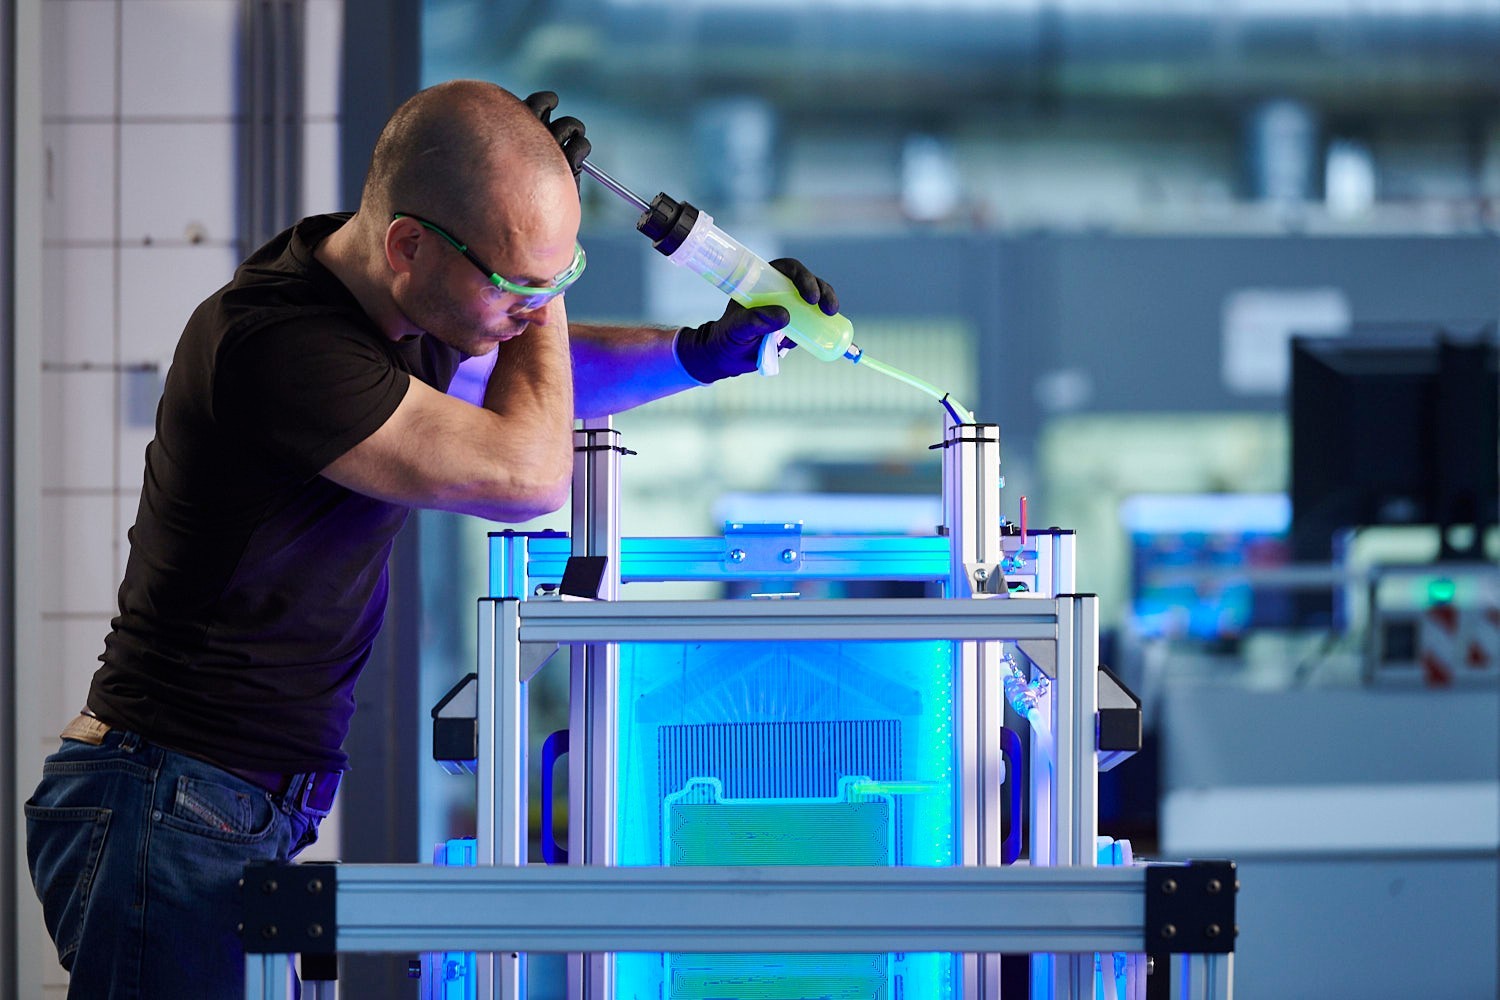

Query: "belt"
<box><xmin>61</xmin><ymin>712</ymin><xmax>341</xmax><ymax>813</ymax></box>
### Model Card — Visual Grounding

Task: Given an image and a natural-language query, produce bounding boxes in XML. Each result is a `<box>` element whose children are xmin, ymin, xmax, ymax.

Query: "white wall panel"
<box><xmin>305</xmin><ymin>0</ymin><xmax>343</xmax><ymax>119</ymax></box>
<box><xmin>40</xmin><ymin>369</ymin><xmax>115</xmax><ymax>491</ymax></box>
<box><xmin>42</xmin><ymin>122</ymin><xmax>116</xmax><ymax>243</ymax></box>
<box><xmin>302</xmin><ymin>117</ymin><xmax>341</xmax><ymax>214</ymax></box>
<box><xmin>40</xmin><ymin>246</ymin><xmax>116</xmax><ymax>365</ymax></box>
<box><xmin>36</xmin><ymin>617</ymin><xmax>112</xmax><ymax>726</ymax></box>
<box><xmin>42</xmin><ymin>0</ymin><xmax>119</xmax><ymax>120</ymax></box>
<box><xmin>120</xmin><ymin>0</ymin><xmax>239</xmax><ymax>118</ymax></box>
<box><xmin>118</xmin><ymin>121</ymin><xmax>237</xmax><ymax>243</ymax></box>
<box><xmin>118</xmin><ymin>243</ymin><xmax>238</xmax><ymax>363</ymax></box>
<box><xmin>39</xmin><ymin>494</ymin><xmax>119</xmax><ymax>616</ymax></box>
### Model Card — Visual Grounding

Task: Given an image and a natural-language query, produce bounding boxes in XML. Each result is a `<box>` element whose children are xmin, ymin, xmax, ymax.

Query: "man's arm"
<box><xmin>570</xmin><ymin>322</ymin><xmax>698</xmax><ymax>417</ymax></box>
<box><xmin>323</xmin><ymin>306</ymin><xmax>575</xmax><ymax>521</ymax></box>
<box><xmin>569</xmin><ymin>257</ymin><xmax>841</xmax><ymax>417</ymax></box>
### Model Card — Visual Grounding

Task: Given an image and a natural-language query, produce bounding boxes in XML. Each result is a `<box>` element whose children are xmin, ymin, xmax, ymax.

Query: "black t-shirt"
<box><xmin>89</xmin><ymin>214</ymin><xmax>462</xmax><ymax>773</ymax></box>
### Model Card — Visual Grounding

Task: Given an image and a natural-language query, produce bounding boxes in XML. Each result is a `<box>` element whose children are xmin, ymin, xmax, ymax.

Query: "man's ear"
<box><xmin>385</xmin><ymin>216</ymin><xmax>424</xmax><ymax>276</ymax></box>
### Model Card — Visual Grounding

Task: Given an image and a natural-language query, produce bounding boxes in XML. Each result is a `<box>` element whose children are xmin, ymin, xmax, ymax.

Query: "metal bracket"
<box><xmin>723</xmin><ymin>522</ymin><xmax>804</xmax><ymax>574</ymax></box>
<box><xmin>241</xmin><ymin>862</ymin><xmax>337</xmax><ymax>954</ymax></box>
<box><xmin>1144</xmin><ymin>860</ymin><xmax>1238</xmax><ymax>954</ymax></box>
<box><xmin>1097</xmin><ymin>662</ymin><xmax>1143</xmax><ymax>772</ymax></box>
<box><xmin>520</xmin><ymin>641</ymin><xmax>560</xmax><ymax>683</ymax></box>
<box><xmin>1014</xmin><ymin>638</ymin><xmax>1056</xmax><ymax>679</ymax></box>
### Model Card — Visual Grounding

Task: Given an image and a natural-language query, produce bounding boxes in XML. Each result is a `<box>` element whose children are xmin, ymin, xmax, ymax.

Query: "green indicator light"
<box><xmin>1427</xmin><ymin>578</ymin><xmax>1457</xmax><ymax>605</ymax></box>
<box><xmin>848</xmin><ymin>779</ymin><xmax>941</xmax><ymax>796</ymax></box>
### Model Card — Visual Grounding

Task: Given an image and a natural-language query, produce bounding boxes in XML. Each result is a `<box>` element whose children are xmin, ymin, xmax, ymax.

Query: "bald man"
<box><xmin>25</xmin><ymin>80</ymin><xmax>841</xmax><ymax>999</ymax></box>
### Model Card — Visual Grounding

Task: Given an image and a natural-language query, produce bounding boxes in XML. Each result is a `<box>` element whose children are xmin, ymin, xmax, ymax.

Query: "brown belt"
<box><xmin>60</xmin><ymin>712</ymin><xmax>341</xmax><ymax>812</ymax></box>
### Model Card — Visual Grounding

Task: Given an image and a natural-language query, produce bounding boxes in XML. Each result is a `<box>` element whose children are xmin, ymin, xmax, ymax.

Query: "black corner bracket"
<box><xmin>1144</xmin><ymin>860</ymin><xmax>1238</xmax><ymax>954</ymax></box>
<box><xmin>241</xmin><ymin>861</ymin><xmax>338</xmax><ymax>954</ymax></box>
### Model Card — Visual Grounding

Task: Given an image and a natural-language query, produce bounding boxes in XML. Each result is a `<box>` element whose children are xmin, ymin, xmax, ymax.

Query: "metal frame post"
<box><xmin>570</xmin><ymin>419</ymin><xmax>625</xmax><ymax>1000</ymax></box>
<box><xmin>941</xmin><ymin>421</ymin><xmax>1008</xmax><ymax>1000</ymax></box>
<box><xmin>476</xmin><ymin>598</ymin><xmax>526</xmax><ymax>999</ymax></box>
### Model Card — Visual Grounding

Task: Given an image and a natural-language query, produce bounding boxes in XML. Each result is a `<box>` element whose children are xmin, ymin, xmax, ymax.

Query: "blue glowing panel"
<box><xmin>615</xmin><ymin>639</ymin><xmax>958</xmax><ymax>1000</ymax></box>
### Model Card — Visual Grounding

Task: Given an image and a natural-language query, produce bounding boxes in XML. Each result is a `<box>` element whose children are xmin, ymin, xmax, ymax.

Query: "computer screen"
<box><xmin>1290</xmin><ymin>329</ymin><xmax>1498</xmax><ymax>624</ymax></box>
<box><xmin>1121</xmin><ymin>493</ymin><xmax>1292</xmax><ymax>641</ymax></box>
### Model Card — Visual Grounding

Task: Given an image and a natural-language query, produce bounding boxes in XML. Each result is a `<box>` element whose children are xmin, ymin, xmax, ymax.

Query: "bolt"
<box><xmin>307</xmin><ymin>923</ymin><xmax>324</xmax><ymax>938</ymax></box>
<box><xmin>780</xmin><ymin>548</ymin><xmax>798</xmax><ymax>563</ymax></box>
<box><xmin>728</xmin><ymin>548</ymin><xmax>746</xmax><ymax>564</ymax></box>
<box><xmin>261</xmin><ymin>879</ymin><xmax>279</xmax><ymax>894</ymax></box>
<box><xmin>261</xmin><ymin>925</ymin><xmax>279</xmax><ymax>940</ymax></box>
<box><xmin>974</xmin><ymin>568</ymin><xmax>989</xmax><ymax>583</ymax></box>
<box><xmin>1160</xmin><ymin>924</ymin><xmax>1177</xmax><ymax>940</ymax></box>
<box><xmin>1206</xmin><ymin>924</ymin><xmax>1221</xmax><ymax>939</ymax></box>
<box><xmin>306</xmin><ymin>879</ymin><xmax>323</xmax><ymax>895</ymax></box>
<box><xmin>1206</xmin><ymin>878</ymin><xmax>1222</xmax><ymax>894</ymax></box>
<box><xmin>1161</xmin><ymin>878</ymin><xmax>1177</xmax><ymax>895</ymax></box>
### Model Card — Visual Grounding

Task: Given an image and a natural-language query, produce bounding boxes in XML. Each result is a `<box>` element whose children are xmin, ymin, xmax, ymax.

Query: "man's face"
<box><xmin>397</xmin><ymin>176</ymin><xmax>581</xmax><ymax>357</ymax></box>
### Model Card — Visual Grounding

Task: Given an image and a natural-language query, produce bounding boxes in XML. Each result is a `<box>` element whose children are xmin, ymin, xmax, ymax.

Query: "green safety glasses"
<box><xmin>393</xmin><ymin>212</ymin><xmax>586</xmax><ymax>310</ymax></box>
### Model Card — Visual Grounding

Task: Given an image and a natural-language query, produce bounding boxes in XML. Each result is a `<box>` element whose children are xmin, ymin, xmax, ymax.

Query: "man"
<box><xmin>25</xmin><ymin>80</ymin><xmax>839</xmax><ymax>998</ymax></box>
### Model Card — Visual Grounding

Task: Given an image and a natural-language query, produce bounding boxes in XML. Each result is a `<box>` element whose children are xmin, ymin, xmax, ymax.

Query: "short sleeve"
<box><xmin>213</xmin><ymin>316</ymin><xmax>411</xmax><ymax>477</ymax></box>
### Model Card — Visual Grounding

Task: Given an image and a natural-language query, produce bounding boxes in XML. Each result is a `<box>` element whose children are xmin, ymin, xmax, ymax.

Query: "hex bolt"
<box><xmin>307</xmin><ymin>923</ymin><xmax>324</xmax><ymax>939</ymax></box>
<box><xmin>780</xmin><ymin>548</ymin><xmax>798</xmax><ymax>563</ymax></box>
<box><xmin>1160</xmin><ymin>878</ymin><xmax>1177</xmax><ymax>895</ymax></box>
<box><xmin>1160</xmin><ymin>924</ymin><xmax>1177</xmax><ymax>940</ymax></box>
<box><xmin>1206</xmin><ymin>878</ymin><xmax>1222</xmax><ymax>894</ymax></box>
<box><xmin>306</xmin><ymin>879</ymin><xmax>323</xmax><ymax>895</ymax></box>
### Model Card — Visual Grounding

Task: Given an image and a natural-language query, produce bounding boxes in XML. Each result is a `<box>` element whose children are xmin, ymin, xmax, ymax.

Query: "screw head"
<box><xmin>307</xmin><ymin>923</ymin><xmax>323</xmax><ymax>938</ymax></box>
<box><xmin>1206</xmin><ymin>878</ymin><xmax>1222</xmax><ymax>894</ymax></box>
<box><xmin>1161</xmin><ymin>878</ymin><xmax>1178</xmax><ymax>895</ymax></box>
<box><xmin>780</xmin><ymin>548</ymin><xmax>798</xmax><ymax>563</ymax></box>
<box><xmin>1206</xmin><ymin>924</ymin><xmax>1221</xmax><ymax>938</ymax></box>
<box><xmin>728</xmin><ymin>548</ymin><xmax>746</xmax><ymax>563</ymax></box>
<box><xmin>1160</xmin><ymin>924</ymin><xmax>1177</xmax><ymax>940</ymax></box>
<box><xmin>261</xmin><ymin>879</ymin><xmax>279</xmax><ymax>894</ymax></box>
<box><xmin>261</xmin><ymin>925</ymin><xmax>279</xmax><ymax>940</ymax></box>
<box><xmin>306</xmin><ymin>879</ymin><xmax>323</xmax><ymax>894</ymax></box>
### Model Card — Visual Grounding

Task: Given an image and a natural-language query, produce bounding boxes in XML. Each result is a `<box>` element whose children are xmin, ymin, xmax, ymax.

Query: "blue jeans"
<box><xmin>25</xmin><ymin>727</ymin><xmax>326</xmax><ymax>999</ymax></box>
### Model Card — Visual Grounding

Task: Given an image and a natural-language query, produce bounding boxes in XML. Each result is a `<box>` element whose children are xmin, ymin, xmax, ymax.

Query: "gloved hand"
<box><xmin>522</xmin><ymin>91</ymin><xmax>590</xmax><ymax>180</ymax></box>
<box><xmin>675</xmin><ymin>258</ymin><xmax>840</xmax><ymax>384</ymax></box>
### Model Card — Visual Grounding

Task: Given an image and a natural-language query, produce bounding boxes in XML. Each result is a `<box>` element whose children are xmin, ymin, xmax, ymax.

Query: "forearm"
<box><xmin>481</xmin><ymin>309</ymin><xmax>576</xmax><ymax>494</ymax></box>
<box><xmin>569</xmin><ymin>322</ymin><xmax>700</xmax><ymax>418</ymax></box>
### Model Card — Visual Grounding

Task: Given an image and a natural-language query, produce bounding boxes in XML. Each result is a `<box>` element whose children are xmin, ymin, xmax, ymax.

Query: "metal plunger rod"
<box><xmin>579</xmin><ymin>159</ymin><xmax>651</xmax><ymax>214</ymax></box>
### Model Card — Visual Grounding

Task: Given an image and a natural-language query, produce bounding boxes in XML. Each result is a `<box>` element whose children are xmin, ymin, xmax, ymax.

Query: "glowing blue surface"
<box><xmin>616</xmin><ymin>639</ymin><xmax>958</xmax><ymax>999</ymax></box>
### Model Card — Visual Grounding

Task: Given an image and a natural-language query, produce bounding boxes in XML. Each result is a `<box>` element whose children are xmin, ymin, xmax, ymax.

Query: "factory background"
<box><xmin>2</xmin><ymin>1</ymin><xmax>1497</xmax><ymax>998</ymax></box>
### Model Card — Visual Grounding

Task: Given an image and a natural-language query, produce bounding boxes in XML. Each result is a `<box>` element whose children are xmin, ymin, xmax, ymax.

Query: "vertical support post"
<box><xmin>477</xmin><ymin>598</ymin><xmax>526</xmax><ymax>1000</ymax></box>
<box><xmin>940</xmin><ymin>422</ymin><xmax>1006</xmax><ymax>999</ymax></box>
<box><xmin>1030</xmin><ymin>594</ymin><xmax>1101</xmax><ymax>1000</ymax></box>
<box><xmin>1176</xmin><ymin>953</ymin><xmax>1235</xmax><ymax>1000</ymax></box>
<box><xmin>569</xmin><ymin>419</ymin><xmax>624</xmax><ymax>1000</ymax></box>
<box><xmin>243</xmin><ymin>953</ymin><xmax>295</xmax><ymax>1000</ymax></box>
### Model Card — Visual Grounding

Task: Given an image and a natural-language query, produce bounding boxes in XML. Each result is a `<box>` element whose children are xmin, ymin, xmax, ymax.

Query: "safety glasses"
<box><xmin>393</xmin><ymin>212</ymin><xmax>586</xmax><ymax>310</ymax></box>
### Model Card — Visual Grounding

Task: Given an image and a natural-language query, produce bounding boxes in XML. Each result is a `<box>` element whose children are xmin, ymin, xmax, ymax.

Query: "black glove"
<box><xmin>675</xmin><ymin>258</ymin><xmax>840</xmax><ymax>384</ymax></box>
<box><xmin>522</xmin><ymin>91</ymin><xmax>590</xmax><ymax>180</ymax></box>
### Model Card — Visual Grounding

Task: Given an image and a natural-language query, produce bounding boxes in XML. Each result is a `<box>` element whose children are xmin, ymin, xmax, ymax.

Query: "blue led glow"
<box><xmin>616</xmin><ymin>640</ymin><xmax>958</xmax><ymax>999</ymax></box>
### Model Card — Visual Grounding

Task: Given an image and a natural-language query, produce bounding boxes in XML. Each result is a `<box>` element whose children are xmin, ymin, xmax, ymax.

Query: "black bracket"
<box><xmin>1144</xmin><ymin>860</ymin><xmax>1238</xmax><ymax>954</ymax></box>
<box><xmin>241</xmin><ymin>862</ymin><xmax>337</xmax><ymax>954</ymax></box>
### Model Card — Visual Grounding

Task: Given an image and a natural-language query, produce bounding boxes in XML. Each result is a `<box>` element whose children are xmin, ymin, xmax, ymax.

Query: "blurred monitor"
<box><xmin>1290</xmin><ymin>328</ymin><xmax>1498</xmax><ymax>625</ymax></box>
<box><xmin>1121</xmin><ymin>493</ymin><xmax>1292</xmax><ymax>641</ymax></box>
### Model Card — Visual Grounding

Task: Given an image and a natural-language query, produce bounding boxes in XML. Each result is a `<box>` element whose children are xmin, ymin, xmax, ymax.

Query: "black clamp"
<box><xmin>1144</xmin><ymin>860</ymin><xmax>1238</xmax><ymax>954</ymax></box>
<box><xmin>241</xmin><ymin>862</ymin><xmax>337</xmax><ymax>954</ymax></box>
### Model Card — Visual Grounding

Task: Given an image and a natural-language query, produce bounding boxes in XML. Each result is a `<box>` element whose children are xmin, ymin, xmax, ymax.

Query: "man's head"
<box><xmin>356</xmin><ymin>80</ymin><xmax>582</xmax><ymax>355</ymax></box>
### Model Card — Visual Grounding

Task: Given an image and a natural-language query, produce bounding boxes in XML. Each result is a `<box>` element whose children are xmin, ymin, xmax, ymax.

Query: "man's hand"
<box><xmin>674</xmin><ymin>258</ymin><xmax>839</xmax><ymax>384</ymax></box>
<box><xmin>523</xmin><ymin>91</ymin><xmax>590</xmax><ymax>179</ymax></box>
